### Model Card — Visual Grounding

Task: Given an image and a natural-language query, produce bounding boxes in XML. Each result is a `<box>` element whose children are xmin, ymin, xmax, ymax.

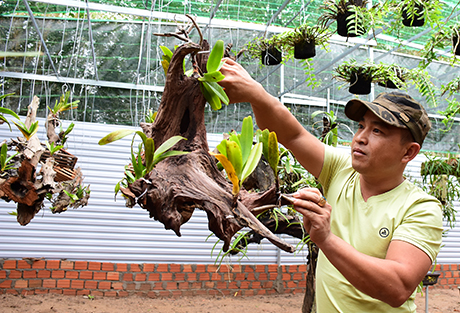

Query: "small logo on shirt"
<box><xmin>379</xmin><ymin>227</ymin><xmax>390</xmax><ymax>238</ymax></box>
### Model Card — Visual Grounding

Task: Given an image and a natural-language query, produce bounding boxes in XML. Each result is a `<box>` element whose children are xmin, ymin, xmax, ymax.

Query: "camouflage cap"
<box><xmin>344</xmin><ymin>92</ymin><xmax>431</xmax><ymax>145</ymax></box>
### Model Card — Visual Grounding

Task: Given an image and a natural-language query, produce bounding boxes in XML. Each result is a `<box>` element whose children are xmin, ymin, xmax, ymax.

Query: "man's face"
<box><xmin>351</xmin><ymin>110</ymin><xmax>410</xmax><ymax>178</ymax></box>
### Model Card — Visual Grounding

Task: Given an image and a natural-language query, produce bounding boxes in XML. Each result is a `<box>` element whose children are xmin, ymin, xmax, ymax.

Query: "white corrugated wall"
<box><xmin>0</xmin><ymin>118</ymin><xmax>458</xmax><ymax>264</ymax></box>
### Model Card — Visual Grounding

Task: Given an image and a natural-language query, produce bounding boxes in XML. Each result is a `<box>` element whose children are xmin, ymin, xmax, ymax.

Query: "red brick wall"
<box><xmin>0</xmin><ymin>259</ymin><xmax>308</xmax><ymax>297</ymax></box>
<box><xmin>0</xmin><ymin>259</ymin><xmax>457</xmax><ymax>297</ymax></box>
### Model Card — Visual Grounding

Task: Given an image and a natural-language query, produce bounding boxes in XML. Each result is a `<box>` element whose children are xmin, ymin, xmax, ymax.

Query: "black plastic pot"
<box><xmin>261</xmin><ymin>47</ymin><xmax>282</xmax><ymax>66</ymax></box>
<box><xmin>402</xmin><ymin>3</ymin><xmax>425</xmax><ymax>27</ymax></box>
<box><xmin>294</xmin><ymin>40</ymin><xmax>316</xmax><ymax>59</ymax></box>
<box><xmin>422</xmin><ymin>272</ymin><xmax>440</xmax><ymax>286</ymax></box>
<box><xmin>348</xmin><ymin>73</ymin><xmax>372</xmax><ymax>95</ymax></box>
<box><xmin>453</xmin><ymin>35</ymin><xmax>460</xmax><ymax>56</ymax></box>
<box><xmin>336</xmin><ymin>11</ymin><xmax>366</xmax><ymax>37</ymax></box>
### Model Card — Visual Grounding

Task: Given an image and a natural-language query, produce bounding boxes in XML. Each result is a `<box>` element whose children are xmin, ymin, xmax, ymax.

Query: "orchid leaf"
<box><xmin>240</xmin><ymin>116</ymin><xmax>254</xmax><ymax>166</ymax></box>
<box><xmin>207</xmin><ymin>40</ymin><xmax>224</xmax><ymax>73</ymax></box>
<box><xmin>241</xmin><ymin>142</ymin><xmax>263</xmax><ymax>185</ymax></box>
<box><xmin>199</xmin><ymin>71</ymin><xmax>226</xmax><ymax>83</ymax></box>
<box><xmin>267</xmin><ymin>132</ymin><xmax>279</xmax><ymax>176</ymax></box>
<box><xmin>154</xmin><ymin>135</ymin><xmax>186</xmax><ymax>159</ymax></box>
<box><xmin>210</xmin><ymin>152</ymin><xmax>240</xmax><ymax>195</ymax></box>
<box><xmin>98</xmin><ymin>129</ymin><xmax>135</xmax><ymax>145</ymax></box>
<box><xmin>226</xmin><ymin>140</ymin><xmax>243</xmax><ymax>180</ymax></box>
<box><xmin>200</xmin><ymin>81</ymin><xmax>222</xmax><ymax>111</ymax></box>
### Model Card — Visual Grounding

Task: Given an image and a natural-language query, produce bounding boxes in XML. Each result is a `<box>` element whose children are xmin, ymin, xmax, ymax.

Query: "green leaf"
<box><xmin>267</xmin><ymin>132</ymin><xmax>280</xmax><ymax>175</ymax></box>
<box><xmin>205</xmin><ymin>81</ymin><xmax>229</xmax><ymax>105</ymax></box>
<box><xmin>98</xmin><ymin>129</ymin><xmax>135</xmax><ymax>145</ymax></box>
<box><xmin>0</xmin><ymin>144</ymin><xmax>7</xmax><ymax>170</ymax></box>
<box><xmin>241</xmin><ymin>142</ymin><xmax>263</xmax><ymax>185</ymax></box>
<box><xmin>152</xmin><ymin>150</ymin><xmax>189</xmax><ymax>167</ymax></box>
<box><xmin>200</xmin><ymin>82</ymin><xmax>222</xmax><ymax>111</ymax></box>
<box><xmin>160</xmin><ymin>46</ymin><xmax>173</xmax><ymax>61</ymax></box>
<box><xmin>240</xmin><ymin>116</ymin><xmax>254</xmax><ymax>166</ymax></box>
<box><xmin>0</xmin><ymin>106</ymin><xmax>19</xmax><ymax>120</ymax></box>
<box><xmin>226</xmin><ymin>141</ymin><xmax>243</xmax><ymax>180</ymax></box>
<box><xmin>198</xmin><ymin>71</ymin><xmax>226</xmax><ymax>83</ymax></box>
<box><xmin>135</xmin><ymin>131</ymin><xmax>148</xmax><ymax>146</ymax></box>
<box><xmin>207</xmin><ymin>40</ymin><xmax>224</xmax><ymax>73</ymax></box>
<box><xmin>154</xmin><ymin>136</ymin><xmax>186</xmax><ymax>160</ymax></box>
<box><xmin>144</xmin><ymin>137</ymin><xmax>155</xmax><ymax>172</ymax></box>
<box><xmin>259</xmin><ymin>129</ymin><xmax>269</xmax><ymax>159</ymax></box>
<box><xmin>12</xmin><ymin>120</ymin><xmax>38</xmax><ymax>140</ymax></box>
<box><xmin>216</xmin><ymin>140</ymin><xmax>228</xmax><ymax>158</ymax></box>
<box><xmin>63</xmin><ymin>190</ymin><xmax>79</xmax><ymax>201</ymax></box>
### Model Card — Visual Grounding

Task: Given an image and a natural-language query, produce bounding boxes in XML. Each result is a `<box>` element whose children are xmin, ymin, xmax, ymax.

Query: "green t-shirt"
<box><xmin>316</xmin><ymin>145</ymin><xmax>443</xmax><ymax>313</ymax></box>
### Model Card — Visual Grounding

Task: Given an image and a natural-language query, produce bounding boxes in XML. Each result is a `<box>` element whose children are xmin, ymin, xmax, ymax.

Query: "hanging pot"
<box><xmin>261</xmin><ymin>46</ymin><xmax>282</xmax><ymax>66</ymax></box>
<box><xmin>452</xmin><ymin>34</ymin><xmax>460</xmax><ymax>56</ymax></box>
<box><xmin>402</xmin><ymin>3</ymin><xmax>425</xmax><ymax>27</ymax></box>
<box><xmin>348</xmin><ymin>72</ymin><xmax>372</xmax><ymax>95</ymax></box>
<box><xmin>294</xmin><ymin>39</ymin><xmax>316</xmax><ymax>59</ymax></box>
<box><xmin>336</xmin><ymin>11</ymin><xmax>366</xmax><ymax>37</ymax></box>
<box><xmin>422</xmin><ymin>272</ymin><xmax>440</xmax><ymax>286</ymax></box>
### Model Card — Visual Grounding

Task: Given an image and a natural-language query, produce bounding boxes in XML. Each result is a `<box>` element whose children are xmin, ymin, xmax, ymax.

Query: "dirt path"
<box><xmin>0</xmin><ymin>288</ymin><xmax>458</xmax><ymax>312</ymax></box>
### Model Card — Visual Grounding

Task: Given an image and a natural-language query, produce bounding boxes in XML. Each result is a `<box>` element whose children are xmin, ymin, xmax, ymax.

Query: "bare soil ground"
<box><xmin>0</xmin><ymin>288</ymin><xmax>458</xmax><ymax>312</ymax></box>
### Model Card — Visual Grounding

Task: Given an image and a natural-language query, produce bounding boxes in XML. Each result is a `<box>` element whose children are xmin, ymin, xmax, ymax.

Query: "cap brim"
<box><xmin>345</xmin><ymin>99</ymin><xmax>372</xmax><ymax>122</ymax></box>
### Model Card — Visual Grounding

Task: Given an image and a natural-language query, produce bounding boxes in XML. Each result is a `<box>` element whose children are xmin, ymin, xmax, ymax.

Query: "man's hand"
<box><xmin>292</xmin><ymin>188</ymin><xmax>332</xmax><ymax>245</ymax></box>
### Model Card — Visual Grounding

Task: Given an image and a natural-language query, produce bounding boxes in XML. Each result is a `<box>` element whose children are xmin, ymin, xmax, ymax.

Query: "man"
<box><xmin>219</xmin><ymin>58</ymin><xmax>443</xmax><ymax>312</ymax></box>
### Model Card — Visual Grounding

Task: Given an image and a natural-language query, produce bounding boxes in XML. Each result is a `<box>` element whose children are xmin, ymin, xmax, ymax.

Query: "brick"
<box><xmin>9</xmin><ymin>270</ymin><xmax>22</xmax><ymax>279</ymax></box>
<box><xmin>6</xmin><ymin>289</ymin><xmax>19</xmax><ymax>295</ymax></box>
<box><xmin>102</xmin><ymin>263</ymin><xmax>114</xmax><ymax>271</ymax></box>
<box><xmin>60</xmin><ymin>261</ymin><xmax>74</xmax><ymax>270</ymax></box>
<box><xmin>65</xmin><ymin>271</ymin><xmax>79</xmax><ymax>279</ymax></box>
<box><xmin>15</xmin><ymin>280</ymin><xmax>28</xmax><ymax>288</ymax></box>
<box><xmin>43</xmin><ymin>279</ymin><xmax>56</xmax><ymax>288</ymax></box>
<box><xmin>211</xmin><ymin>273</ymin><xmax>221</xmax><ymax>281</ymax></box>
<box><xmin>98</xmin><ymin>281</ymin><xmax>111</xmax><ymax>289</ymax></box>
<box><xmin>139</xmin><ymin>283</ymin><xmax>152</xmax><ymax>291</ymax></box>
<box><xmin>112</xmin><ymin>282</ymin><xmax>123</xmax><ymax>290</ymax></box>
<box><xmin>244</xmin><ymin>265</ymin><xmax>255</xmax><ymax>272</ymax></box>
<box><xmin>135</xmin><ymin>273</ymin><xmax>146</xmax><ymax>281</ymax></box>
<box><xmin>3</xmin><ymin>260</ymin><xmax>16</xmax><ymax>269</ymax></box>
<box><xmin>203</xmin><ymin>281</ymin><xmax>214</xmax><ymax>289</ymax></box>
<box><xmin>258</xmin><ymin>273</ymin><xmax>268</xmax><ymax>281</ymax></box>
<box><xmin>93</xmin><ymin>272</ymin><xmax>107</xmax><ymax>280</ymax></box>
<box><xmin>161</xmin><ymin>273</ymin><xmax>173</xmax><ymax>281</ymax></box>
<box><xmin>130</xmin><ymin>264</ymin><xmax>142</xmax><ymax>272</ymax></box>
<box><xmin>38</xmin><ymin>270</ymin><xmax>51</xmax><ymax>278</ymax></box>
<box><xmin>199</xmin><ymin>273</ymin><xmax>210</xmax><ymax>281</ymax></box>
<box><xmin>74</xmin><ymin>261</ymin><xmax>88</xmax><ymax>270</ymax></box>
<box><xmin>0</xmin><ymin>271</ymin><xmax>6</xmax><ymax>279</ymax></box>
<box><xmin>57</xmin><ymin>279</ymin><xmax>70</xmax><ymax>288</ymax></box>
<box><xmin>216</xmin><ymin>281</ymin><xmax>227</xmax><ymax>289</ymax></box>
<box><xmin>246</xmin><ymin>273</ymin><xmax>256</xmax><ymax>281</ymax></box>
<box><xmin>182</xmin><ymin>265</ymin><xmax>193</xmax><ymax>273</ymax></box>
<box><xmin>52</xmin><ymin>270</ymin><xmax>65</xmax><ymax>279</ymax></box>
<box><xmin>116</xmin><ymin>263</ymin><xmax>128</xmax><ymax>272</ymax></box>
<box><xmin>63</xmin><ymin>289</ymin><xmax>77</xmax><ymax>296</ymax></box>
<box><xmin>107</xmin><ymin>272</ymin><xmax>119</xmax><ymax>281</ymax></box>
<box><xmin>23</xmin><ymin>271</ymin><xmax>37</xmax><ymax>279</ymax></box>
<box><xmin>104</xmin><ymin>291</ymin><xmax>117</xmax><ymax>297</ymax></box>
<box><xmin>71</xmin><ymin>280</ymin><xmax>84</xmax><ymax>289</ymax></box>
<box><xmin>125</xmin><ymin>283</ymin><xmax>136</xmax><ymax>290</ymax></box>
<box><xmin>175</xmin><ymin>273</ymin><xmax>186</xmax><ymax>281</ymax></box>
<box><xmin>17</xmin><ymin>260</ymin><xmax>31</xmax><ymax>269</ymax></box>
<box><xmin>170</xmin><ymin>264</ymin><xmax>181</xmax><ymax>272</ymax></box>
<box><xmin>165</xmin><ymin>282</ymin><xmax>177</xmax><ymax>290</ymax></box>
<box><xmin>267</xmin><ymin>264</ymin><xmax>278</xmax><ymax>272</ymax></box>
<box><xmin>76</xmin><ymin>289</ymin><xmax>90</xmax><ymax>295</ymax></box>
<box><xmin>85</xmin><ymin>281</ymin><xmax>98</xmax><ymax>289</ymax></box>
<box><xmin>217</xmin><ymin>264</ymin><xmax>230</xmax><ymax>273</ymax></box>
<box><xmin>91</xmin><ymin>290</ymin><xmax>103</xmax><ymax>296</ymax></box>
<box><xmin>194</xmin><ymin>265</ymin><xmax>206</xmax><ymax>273</ymax></box>
<box><xmin>123</xmin><ymin>273</ymin><xmax>133</xmax><ymax>281</ymax></box>
<box><xmin>148</xmin><ymin>273</ymin><xmax>160</xmax><ymax>281</ymax></box>
<box><xmin>231</xmin><ymin>265</ymin><xmax>242</xmax><ymax>273</ymax></box>
<box><xmin>118</xmin><ymin>291</ymin><xmax>129</xmax><ymax>297</ymax></box>
<box><xmin>49</xmin><ymin>289</ymin><xmax>62</xmax><ymax>294</ymax></box>
<box><xmin>80</xmin><ymin>271</ymin><xmax>93</xmax><ymax>280</ymax></box>
<box><xmin>178</xmin><ymin>281</ymin><xmax>189</xmax><ymax>289</ymax></box>
<box><xmin>235</xmin><ymin>273</ymin><xmax>245</xmax><ymax>280</ymax></box>
<box><xmin>34</xmin><ymin>289</ymin><xmax>48</xmax><ymax>294</ymax></box>
<box><xmin>88</xmin><ymin>262</ymin><xmax>101</xmax><ymax>271</ymax></box>
<box><xmin>255</xmin><ymin>265</ymin><xmax>265</xmax><ymax>273</ymax></box>
<box><xmin>292</xmin><ymin>273</ymin><xmax>304</xmax><ymax>280</ymax></box>
<box><xmin>32</xmin><ymin>260</ymin><xmax>46</xmax><ymax>269</ymax></box>
<box><xmin>46</xmin><ymin>260</ymin><xmax>60</xmax><ymax>269</ymax></box>
<box><xmin>252</xmin><ymin>281</ymin><xmax>261</xmax><ymax>289</ymax></box>
<box><xmin>187</xmin><ymin>273</ymin><xmax>197</xmax><ymax>281</ymax></box>
<box><xmin>240</xmin><ymin>281</ymin><xmax>250</xmax><ymax>289</ymax></box>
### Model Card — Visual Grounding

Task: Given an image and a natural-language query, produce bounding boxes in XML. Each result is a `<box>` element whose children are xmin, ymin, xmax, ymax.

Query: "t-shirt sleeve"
<box><xmin>318</xmin><ymin>145</ymin><xmax>352</xmax><ymax>194</ymax></box>
<box><xmin>392</xmin><ymin>199</ymin><xmax>444</xmax><ymax>263</ymax></box>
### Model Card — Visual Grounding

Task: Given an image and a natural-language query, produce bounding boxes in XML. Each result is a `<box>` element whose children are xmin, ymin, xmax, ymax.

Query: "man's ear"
<box><xmin>402</xmin><ymin>142</ymin><xmax>421</xmax><ymax>164</ymax></box>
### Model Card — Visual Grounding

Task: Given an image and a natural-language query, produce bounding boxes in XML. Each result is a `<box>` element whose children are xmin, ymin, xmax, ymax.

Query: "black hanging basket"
<box><xmin>402</xmin><ymin>4</ymin><xmax>425</xmax><ymax>27</ymax></box>
<box><xmin>348</xmin><ymin>73</ymin><xmax>372</xmax><ymax>95</ymax></box>
<box><xmin>294</xmin><ymin>40</ymin><xmax>316</xmax><ymax>59</ymax></box>
<box><xmin>261</xmin><ymin>46</ymin><xmax>282</xmax><ymax>66</ymax></box>
<box><xmin>452</xmin><ymin>35</ymin><xmax>460</xmax><ymax>56</ymax></box>
<box><xmin>377</xmin><ymin>80</ymin><xmax>399</xmax><ymax>89</ymax></box>
<box><xmin>337</xmin><ymin>11</ymin><xmax>365</xmax><ymax>37</ymax></box>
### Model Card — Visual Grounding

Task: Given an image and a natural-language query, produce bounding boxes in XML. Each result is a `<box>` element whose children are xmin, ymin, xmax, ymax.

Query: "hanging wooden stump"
<box><xmin>294</xmin><ymin>40</ymin><xmax>316</xmax><ymax>59</ymax></box>
<box><xmin>402</xmin><ymin>4</ymin><xmax>425</xmax><ymax>27</ymax></box>
<box><xmin>40</xmin><ymin>148</ymin><xmax>78</xmax><ymax>182</ymax></box>
<box><xmin>336</xmin><ymin>11</ymin><xmax>365</xmax><ymax>37</ymax></box>
<box><xmin>261</xmin><ymin>46</ymin><xmax>282</xmax><ymax>65</ymax></box>
<box><xmin>348</xmin><ymin>73</ymin><xmax>372</xmax><ymax>95</ymax></box>
<box><xmin>121</xmin><ymin>41</ymin><xmax>294</xmax><ymax>254</ymax></box>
